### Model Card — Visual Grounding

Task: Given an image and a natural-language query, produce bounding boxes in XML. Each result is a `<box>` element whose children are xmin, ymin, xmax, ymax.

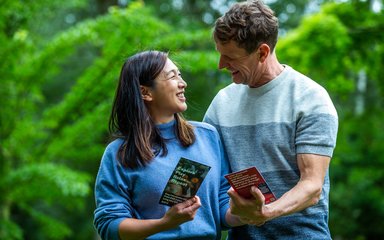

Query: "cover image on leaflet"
<box><xmin>225</xmin><ymin>166</ymin><xmax>276</xmax><ymax>204</ymax></box>
<box><xmin>159</xmin><ymin>157</ymin><xmax>211</xmax><ymax>206</ymax></box>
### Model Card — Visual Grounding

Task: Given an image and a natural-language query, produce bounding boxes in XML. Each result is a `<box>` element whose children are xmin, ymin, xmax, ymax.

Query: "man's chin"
<box><xmin>232</xmin><ymin>77</ymin><xmax>246</xmax><ymax>85</ymax></box>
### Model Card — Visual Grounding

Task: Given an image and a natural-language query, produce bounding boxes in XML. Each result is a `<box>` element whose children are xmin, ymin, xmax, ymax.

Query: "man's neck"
<box><xmin>249</xmin><ymin>54</ymin><xmax>284</xmax><ymax>88</ymax></box>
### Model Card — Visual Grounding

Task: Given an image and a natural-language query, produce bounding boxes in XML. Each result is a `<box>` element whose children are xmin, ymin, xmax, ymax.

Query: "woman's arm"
<box><xmin>118</xmin><ymin>196</ymin><xmax>201</xmax><ymax>240</ymax></box>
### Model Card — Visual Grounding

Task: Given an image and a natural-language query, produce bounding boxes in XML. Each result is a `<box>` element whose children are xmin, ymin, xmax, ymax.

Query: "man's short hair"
<box><xmin>214</xmin><ymin>0</ymin><xmax>279</xmax><ymax>53</ymax></box>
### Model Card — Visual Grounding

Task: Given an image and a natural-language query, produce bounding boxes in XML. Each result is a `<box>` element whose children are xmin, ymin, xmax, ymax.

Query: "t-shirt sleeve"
<box><xmin>295</xmin><ymin>87</ymin><xmax>338</xmax><ymax>157</ymax></box>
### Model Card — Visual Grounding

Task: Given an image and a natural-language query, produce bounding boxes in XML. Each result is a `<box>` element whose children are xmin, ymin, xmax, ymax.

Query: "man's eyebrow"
<box><xmin>222</xmin><ymin>54</ymin><xmax>233</xmax><ymax>59</ymax></box>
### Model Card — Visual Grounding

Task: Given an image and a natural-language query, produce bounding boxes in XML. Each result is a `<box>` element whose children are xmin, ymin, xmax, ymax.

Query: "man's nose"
<box><xmin>218</xmin><ymin>56</ymin><xmax>228</xmax><ymax>70</ymax></box>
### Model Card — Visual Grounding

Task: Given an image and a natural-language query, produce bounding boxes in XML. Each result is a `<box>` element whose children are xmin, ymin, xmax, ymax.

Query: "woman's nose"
<box><xmin>178</xmin><ymin>78</ymin><xmax>187</xmax><ymax>88</ymax></box>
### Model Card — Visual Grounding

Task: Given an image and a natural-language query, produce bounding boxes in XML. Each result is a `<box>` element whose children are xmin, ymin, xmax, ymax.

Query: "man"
<box><xmin>203</xmin><ymin>0</ymin><xmax>338</xmax><ymax>239</ymax></box>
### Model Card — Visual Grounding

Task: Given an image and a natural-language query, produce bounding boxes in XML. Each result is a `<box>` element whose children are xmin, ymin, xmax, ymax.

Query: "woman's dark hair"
<box><xmin>109</xmin><ymin>50</ymin><xmax>195</xmax><ymax>169</ymax></box>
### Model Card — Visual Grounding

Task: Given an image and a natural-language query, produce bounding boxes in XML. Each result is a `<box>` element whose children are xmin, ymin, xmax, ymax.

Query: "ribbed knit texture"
<box><xmin>94</xmin><ymin>120</ymin><xmax>231</xmax><ymax>240</ymax></box>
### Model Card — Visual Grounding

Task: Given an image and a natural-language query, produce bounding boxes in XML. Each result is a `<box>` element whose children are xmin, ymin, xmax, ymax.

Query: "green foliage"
<box><xmin>1</xmin><ymin>1</ymin><xmax>224</xmax><ymax>239</ymax></box>
<box><xmin>2</xmin><ymin>0</ymin><xmax>384</xmax><ymax>239</ymax></box>
<box><xmin>142</xmin><ymin>0</ymin><xmax>330</xmax><ymax>30</ymax></box>
<box><xmin>5</xmin><ymin>163</ymin><xmax>90</xmax><ymax>204</ymax></box>
<box><xmin>278</xmin><ymin>1</ymin><xmax>384</xmax><ymax>239</ymax></box>
<box><xmin>0</xmin><ymin>219</ymin><xmax>23</xmax><ymax>240</ymax></box>
<box><xmin>1</xmin><ymin>0</ymin><xmax>95</xmax><ymax>239</ymax></box>
<box><xmin>278</xmin><ymin>11</ymin><xmax>354</xmax><ymax>99</ymax></box>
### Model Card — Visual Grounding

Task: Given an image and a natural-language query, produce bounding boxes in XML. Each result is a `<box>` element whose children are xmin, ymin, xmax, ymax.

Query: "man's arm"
<box><xmin>228</xmin><ymin>153</ymin><xmax>330</xmax><ymax>226</ymax></box>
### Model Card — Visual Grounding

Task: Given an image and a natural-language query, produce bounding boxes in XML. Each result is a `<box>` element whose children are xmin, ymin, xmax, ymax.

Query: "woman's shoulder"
<box><xmin>189</xmin><ymin>121</ymin><xmax>218</xmax><ymax>134</ymax></box>
<box><xmin>104</xmin><ymin>138</ymin><xmax>124</xmax><ymax>152</ymax></box>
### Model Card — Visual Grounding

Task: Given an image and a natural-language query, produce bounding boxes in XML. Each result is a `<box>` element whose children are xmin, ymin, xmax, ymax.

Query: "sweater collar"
<box><xmin>157</xmin><ymin>119</ymin><xmax>177</xmax><ymax>139</ymax></box>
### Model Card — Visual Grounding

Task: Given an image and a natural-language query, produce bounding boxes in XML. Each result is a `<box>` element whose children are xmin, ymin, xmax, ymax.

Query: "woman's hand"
<box><xmin>119</xmin><ymin>196</ymin><xmax>201</xmax><ymax>240</ymax></box>
<box><xmin>161</xmin><ymin>196</ymin><xmax>201</xmax><ymax>228</ymax></box>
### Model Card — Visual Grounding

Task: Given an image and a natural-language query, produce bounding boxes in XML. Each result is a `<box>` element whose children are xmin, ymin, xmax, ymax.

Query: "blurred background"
<box><xmin>1</xmin><ymin>0</ymin><xmax>383</xmax><ymax>239</ymax></box>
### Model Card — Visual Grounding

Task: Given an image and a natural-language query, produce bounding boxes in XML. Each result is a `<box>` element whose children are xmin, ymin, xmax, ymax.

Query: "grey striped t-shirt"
<box><xmin>204</xmin><ymin>65</ymin><xmax>338</xmax><ymax>239</ymax></box>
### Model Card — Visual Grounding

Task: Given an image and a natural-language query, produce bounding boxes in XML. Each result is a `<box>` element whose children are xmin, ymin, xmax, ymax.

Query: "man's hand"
<box><xmin>227</xmin><ymin>154</ymin><xmax>331</xmax><ymax>228</ymax></box>
<box><xmin>228</xmin><ymin>186</ymin><xmax>271</xmax><ymax>226</ymax></box>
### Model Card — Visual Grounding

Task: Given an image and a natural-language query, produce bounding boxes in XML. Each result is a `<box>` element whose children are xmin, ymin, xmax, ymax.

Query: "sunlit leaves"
<box><xmin>278</xmin><ymin>10</ymin><xmax>353</xmax><ymax>98</ymax></box>
<box><xmin>4</xmin><ymin>163</ymin><xmax>90</xmax><ymax>204</ymax></box>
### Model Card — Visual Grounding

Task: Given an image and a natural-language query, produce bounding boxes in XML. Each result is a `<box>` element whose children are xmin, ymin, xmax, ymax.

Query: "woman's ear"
<box><xmin>140</xmin><ymin>86</ymin><xmax>153</xmax><ymax>101</ymax></box>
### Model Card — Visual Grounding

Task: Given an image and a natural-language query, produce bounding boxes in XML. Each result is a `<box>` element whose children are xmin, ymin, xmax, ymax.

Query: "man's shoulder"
<box><xmin>284</xmin><ymin>65</ymin><xmax>325</xmax><ymax>89</ymax></box>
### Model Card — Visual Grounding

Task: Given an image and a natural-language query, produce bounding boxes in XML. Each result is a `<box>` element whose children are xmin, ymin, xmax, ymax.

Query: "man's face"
<box><xmin>215</xmin><ymin>40</ymin><xmax>262</xmax><ymax>87</ymax></box>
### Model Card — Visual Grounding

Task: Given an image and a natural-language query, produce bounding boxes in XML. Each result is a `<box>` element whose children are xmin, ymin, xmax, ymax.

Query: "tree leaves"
<box><xmin>2</xmin><ymin>0</ymin><xmax>384</xmax><ymax>239</ymax></box>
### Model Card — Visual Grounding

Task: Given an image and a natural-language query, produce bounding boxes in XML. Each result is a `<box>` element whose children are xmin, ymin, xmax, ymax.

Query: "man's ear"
<box><xmin>258</xmin><ymin>43</ymin><xmax>270</xmax><ymax>63</ymax></box>
<box><xmin>140</xmin><ymin>86</ymin><xmax>153</xmax><ymax>101</ymax></box>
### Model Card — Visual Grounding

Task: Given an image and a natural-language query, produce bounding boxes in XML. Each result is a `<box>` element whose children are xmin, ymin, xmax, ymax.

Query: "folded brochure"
<box><xmin>159</xmin><ymin>157</ymin><xmax>211</xmax><ymax>206</ymax></box>
<box><xmin>225</xmin><ymin>166</ymin><xmax>276</xmax><ymax>204</ymax></box>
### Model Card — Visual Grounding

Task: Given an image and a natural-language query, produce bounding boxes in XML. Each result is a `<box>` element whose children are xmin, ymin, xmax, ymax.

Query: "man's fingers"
<box><xmin>227</xmin><ymin>187</ymin><xmax>243</xmax><ymax>206</ymax></box>
<box><xmin>227</xmin><ymin>187</ymin><xmax>236</xmax><ymax>197</ymax></box>
<box><xmin>250</xmin><ymin>186</ymin><xmax>265</xmax><ymax>204</ymax></box>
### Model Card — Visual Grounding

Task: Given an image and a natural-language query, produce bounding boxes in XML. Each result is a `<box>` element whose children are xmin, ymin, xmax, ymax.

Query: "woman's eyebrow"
<box><xmin>165</xmin><ymin>69</ymin><xmax>178</xmax><ymax>77</ymax></box>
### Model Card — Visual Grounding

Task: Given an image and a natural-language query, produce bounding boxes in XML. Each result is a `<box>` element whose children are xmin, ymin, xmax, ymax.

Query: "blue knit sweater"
<box><xmin>94</xmin><ymin>120</ymin><xmax>231</xmax><ymax>240</ymax></box>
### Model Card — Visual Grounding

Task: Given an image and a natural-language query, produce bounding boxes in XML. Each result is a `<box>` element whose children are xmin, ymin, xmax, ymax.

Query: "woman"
<box><xmin>94</xmin><ymin>50</ymin><xmax>242</xmax><ymax>240</ymax></box>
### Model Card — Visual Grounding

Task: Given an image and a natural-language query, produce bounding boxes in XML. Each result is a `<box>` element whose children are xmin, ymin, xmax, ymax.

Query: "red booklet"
<box><xmin>225</xmin><ymin>167</ymin><xmax>276</xmax><ymax>204</ymax></box>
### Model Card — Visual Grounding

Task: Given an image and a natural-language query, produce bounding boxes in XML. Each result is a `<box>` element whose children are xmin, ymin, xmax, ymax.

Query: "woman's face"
<box><xmin>144</xmin><ymin>58</ymin><xmax>187</xmax><ymax>124</ymax></box>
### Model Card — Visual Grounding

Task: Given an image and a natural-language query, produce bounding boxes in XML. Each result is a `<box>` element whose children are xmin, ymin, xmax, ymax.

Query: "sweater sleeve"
<box><xmin>215</xmin><ymin>131</ymin><xmax>232</xmax><ymax>229</ymax></box>
<box><xmin>93</xmin><ymin>144</ymin><xmax>135</xmax><ymax>240</ymax></box>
